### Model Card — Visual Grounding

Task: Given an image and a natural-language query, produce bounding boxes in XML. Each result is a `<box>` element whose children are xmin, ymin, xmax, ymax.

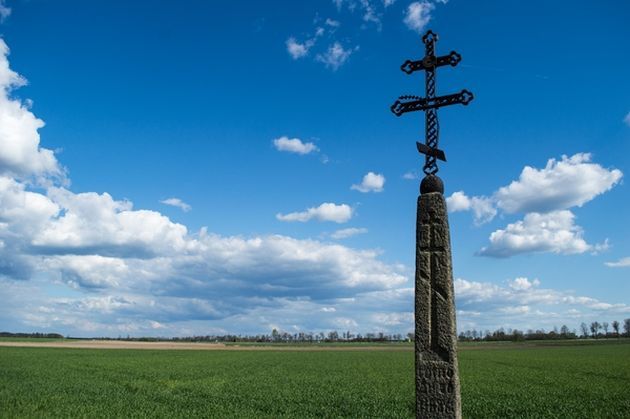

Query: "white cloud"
<box><xmin>0</xmin><ymin>1</ymin><xmax>10</xmax><ymax>22</ymax></box>
<box><xmin>372</xmin><ymin>312</ymin><xmax>413</xmax><ymax>326</ymax></box>
<box><xmin>624</xmin><ymin>111</ymin><xmax>630</xmax><ymax>127</ymax></box>
<box><xmin>325</xmin><ymin>18</ymin><xmax>340</xmax><ymax>28</ymax></box>
<box><xmin>402</xmin><ymin>171</ymin><xmax>417</xmax><ymax>180</ymax></box>
<box><xmin>403</xmin><ymin>1</ymin><xmax>434</xmax><ymax>33</ymax></box>
<box><xmin>330</xmin><ymin>227</ymin><xmax>368</xmax><ymax>239</ymax></box>
<box><xmin>46</xmin><ymin>255</ymin><xmax>129</xmax><ymax>289</ymax></box>
<box><xmin>455</xmin><ymin>276</ymin><xmax>630</xmax><ymax>332</ymax></box>
<box><xmin>509</xmin><ymin>277</ymin><xmax>540</xmax><ymax>291</ymax></box>
<box><xmin>273</xmin><ymin>136</ymin><xmax>319</xmax><ymax>155</ymax></box>
<box><xmin>277</xmin><ymin>202</ymin><xmax>353</xmax><ymax>223</ymax></box>
<box><xmin>451</xmin><ymin>154</ymin><xmax>622</xmax><ymax>223</ymax></box>
<box><xmin>351</xmin><ymin>172</ymin><xmax>385</xmax><ymax>193</ymax></box>
<box><xmin>478</xmin><ymin>210</ymin><xmax>598</xmax><ymax>258</ymax></box>
<box><xmin>359</xmin><ymin>0</ymin><xmax>381</xmax><ymax>27</ymax></box>
<box><xmin>160</xmin><ymin>198</ymin><xmax>191</xmax><ymax>212</ymax></box>
<box><xmin>0</xmin><ymin>40</ymin><xmax>64</xmax><ymax>182</ymax></box>
<box><xmin>494</xmin><ymin>153</ymin><xmax>622</xmax><ymax>214</ymax></box>
<box><xmin>383</xmin><ymin>0</ymin><xmax>396</xmax><ymax>7</ymax></box>
<box><xmin>449</xmin><ymin>154</ymin><xmax>621</xmax><ymax>256</ymax></box>
<box><xmin>0</xmin><ymin>36</ymin><xmax>416</xmax><ymax>337</ymax></box>
<box><xmin>446</xmin><ymin>191</ymin><xmax>497</xmax><ymax>225</ymax></box>
<box><xmin>316</xmin><ymin>42</ymin><xmax>357</xmax><ymax>71</ymax></box>
<box><xmin>605</xmin><ymin>257</ymin><xmax>630</xmax><ymax>268</ymax></box>
<box><xmin>446</xmin><ymin>191</ymin><xmax>470</xmax><ymax>211</ymax></box>
<box><xmin>286</xmin><ymin>37</ymin><xmax>314</xmax><ymax>59</ymax></box>
<box><xmin>30</xmin><ymin>187</ymin><xmax>190</xmax><ymax>257</ymax></box>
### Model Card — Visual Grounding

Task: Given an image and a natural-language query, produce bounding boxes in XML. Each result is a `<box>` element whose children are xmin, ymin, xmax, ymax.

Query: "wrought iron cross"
<box><xmin>391</xmin><ymin>30</ymin><xmax>473</xmax><ymax>175</ymax></box>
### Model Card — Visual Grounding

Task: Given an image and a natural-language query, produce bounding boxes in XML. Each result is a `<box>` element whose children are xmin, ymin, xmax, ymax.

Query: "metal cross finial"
<box><xmin>391</xmin><ymin>30</ymin><xmax>473</xmax><ymax>175</ymax></box>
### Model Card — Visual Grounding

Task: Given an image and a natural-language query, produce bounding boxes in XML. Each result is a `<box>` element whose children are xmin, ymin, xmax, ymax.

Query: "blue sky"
<box><xmin>0</xmin><ymin>0</ymin><xmax>628</xmax><ymax>337</ymax></box>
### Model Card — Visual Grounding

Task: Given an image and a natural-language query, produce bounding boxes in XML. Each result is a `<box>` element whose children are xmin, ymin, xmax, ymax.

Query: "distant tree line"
<box><xmin>116</xmin><ymin>329</ymin><xmax>412</xmax><ymax>343</ymax></box>
<box><xmin>458</xmin><ymin>318</ymin><xmax>630</xmax><ymax>342</ymax></box>
<box><xmin>6</xmin><ymin>318</ymin><xmax>630</xmax><ymax>343</ymax></box>
<box><xmin>0</xmin><ymin>332</ymin><xmax>64</xmax><ymax>339</ymax></box>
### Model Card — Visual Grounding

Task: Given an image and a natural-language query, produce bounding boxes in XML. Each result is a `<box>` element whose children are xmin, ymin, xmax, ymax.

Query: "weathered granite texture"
<box><xmin>415</xmin><ymin>182</ymin><xmax>461</xmax><ymax>419</ymax></box>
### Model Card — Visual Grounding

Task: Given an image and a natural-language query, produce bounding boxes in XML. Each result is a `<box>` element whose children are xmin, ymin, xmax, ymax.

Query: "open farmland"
<box><xmin>1</xmin><ymin>340</ymin><xmax>629</xmax><ymax>418</ymax></box>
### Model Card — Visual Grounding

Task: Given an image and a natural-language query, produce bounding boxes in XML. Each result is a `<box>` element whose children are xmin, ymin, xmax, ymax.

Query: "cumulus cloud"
<box><xmin>624</xmin><ymin>112</ymin><xmax>630</xmax><ymax>127</ymax></box>
<box><xmin>351</xmin><ymin>172</ymin><xmax>385</xmax><ymax>193</ymax></box>
<box><xmin>29</xmin><ymin>188</ymin><xmax>191</xmax><ymax>257</ymax></box>
<box><xmin>160</xmin><ymin>198</ymin><xmax>191</xmax><ymax>212</ymax></box>
<box><xmin>316</xmin><ymin>42</ymin><xmax>357</xmax><ymax>71</ymax></box>
<box><xmin>446</xmin><ymin>191</ymin><xmax>497</xmax><ymax>225</ymax></box>
<box><xmin>277</xmin><ymin>202</ymin><xmax>353</xmax><ymax>223</ymax></box>
<box><xmin>450</xmin><ymin>154</ymin><xmax>622</xmax><ymax>224</ymax></box>
<box><xmin>605</xmin><ymin>257</ymin><xmax>630</xmax><ymax>268</ymax></box>
<box><xmin>0</xmin><ymin>35</ymin><xmax>414</xmax><ymax>337</ymax></box>
<box><xmin>509</xmin><ymin>277</ymin><xmax>540</xmax><ymax>291</ymax></box>
<box><xmin>0</xmin><ymin>40</ymin><xmax>64</xmax><ymax>182</ymax></box>
<box><xmin>455</xmin><ymin>276</ymin><xmax>630</xmax><ymax>332</ymax></box>
<box><xmin>494</xmin><ymin>153</ymin><xmax>622</xmax><ymax>214</ymax></box>
<box><xmin>478</xmin><ymin>210</ymin><xmax>598</xmax><ymax>258</ymax></box>
<box><xmin>273</xmin><ymin>136</ymin><xmax>319</xmax><ymax>154</ymax></box>
<box><xmin>403</xmin><ymin>1</ymin><xmax>434</xmax><ymax>33</ymax></box>
<box><xmin>372</xmin><ymin>312</ymin><xmax>413</xmax><ymax>326</ymax></box>
<box><xmin>449</xmin><ymin>154</ymin><xmax>621</xmax><ymax>257</ymax></box>
<box><xmin>0</xmin><ymin>180</ymin><xmax>407</xmax><ymax>333</ymax></box>
<box><xmin>330</xmin><ymin>227</ymin><xmax>368</xmax><ymax>239</ymax></box>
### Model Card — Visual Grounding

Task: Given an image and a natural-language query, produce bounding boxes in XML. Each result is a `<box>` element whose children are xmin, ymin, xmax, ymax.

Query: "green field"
<box><xmin>1</xmin><ymin>340</ymin><xmax>629</xmax><ymax>418</ymax></box>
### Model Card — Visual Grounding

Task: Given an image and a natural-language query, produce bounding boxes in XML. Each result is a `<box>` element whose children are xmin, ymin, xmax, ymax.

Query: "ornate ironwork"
<box><xmin>391</xmin><ymin>30</ymin><xmax>474</xmax><ymax>175</ymax></box>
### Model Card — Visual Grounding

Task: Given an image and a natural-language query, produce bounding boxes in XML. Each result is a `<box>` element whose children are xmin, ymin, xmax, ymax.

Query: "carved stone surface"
<box><xmin>415</xmin><ymin>183</ymin><xmax>461</xmax><ymax>418</ymax></box>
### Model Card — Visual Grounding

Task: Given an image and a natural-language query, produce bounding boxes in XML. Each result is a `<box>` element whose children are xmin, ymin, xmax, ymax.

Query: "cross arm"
<box><xmin>400</xmin><ymin>51</ymin><xmax>462</xmax><ymax>75</ymax></box>
<box><xmin>390</xmin><ymin>89</ymin><xmax>473</xmax><ymax>116</ymax></box>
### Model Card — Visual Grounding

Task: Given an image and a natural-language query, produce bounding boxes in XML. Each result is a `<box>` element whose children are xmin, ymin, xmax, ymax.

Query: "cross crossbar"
<box><xmin>400</xmin><ymin>51</ymin><xmax>461</xmax><ymax>74</ymax></box>
<box><xmin>390</xmin><ymin>89</ymin><xmax>473</xmax><ymax>117</ymax></box>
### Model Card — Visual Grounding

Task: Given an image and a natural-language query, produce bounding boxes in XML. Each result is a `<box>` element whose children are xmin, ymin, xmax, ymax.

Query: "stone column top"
<box><xmin>420</xmin><ymin>174</ymin><xmax>444</xmax><ymax>195</ymax></box>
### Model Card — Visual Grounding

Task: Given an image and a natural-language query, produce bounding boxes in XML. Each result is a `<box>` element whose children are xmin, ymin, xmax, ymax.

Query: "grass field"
<box><xmin>1</xmin><ymin>339</ymin><xmax>629</xmax><ymax>418</ymax></box>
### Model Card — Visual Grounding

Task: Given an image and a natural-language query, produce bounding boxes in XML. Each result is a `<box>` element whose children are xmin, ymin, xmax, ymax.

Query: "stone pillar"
<box><xmin>415</xmin><ymin>174</ymin><xmax>461</xmax><ymax>419</ymax></box>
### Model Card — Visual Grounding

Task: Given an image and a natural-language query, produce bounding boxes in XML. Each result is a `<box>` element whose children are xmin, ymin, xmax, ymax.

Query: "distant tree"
<box><xmin>512</xmin><ymin>329</ymin><xmax>525</xmax><ymax>341</ymax></box>
<box><xmin>560</xmin><ymin>325</ymin><xmax>570</xmax><ymax>337</ymax></box>
<box><xmin>602</xmin><ymin>322</ymin><xmax>609</xmax><ymax>336</ymax></box>
<box><xmin>271</xmin><ymin>328</ymin><xmax>280</xmax><ymax>342</ymax></box>
<box><xmin>612</xmin><ymin>321</ymin><xmax>620</xmax><ymax>336</ymax></box>
<box><xmin>580</xmin><ymin>322</ymin><xmax>589</xmax><ymax>337</ymax></box>
<box><xmin>624</xmin><ymin>319</ymin><xmax>630</xmax><ymax>337</ymax></box>
<box><xmin>590</xmin><ymin>322</ymin><xmax>601</xmax><ymax>339</ymax></box>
